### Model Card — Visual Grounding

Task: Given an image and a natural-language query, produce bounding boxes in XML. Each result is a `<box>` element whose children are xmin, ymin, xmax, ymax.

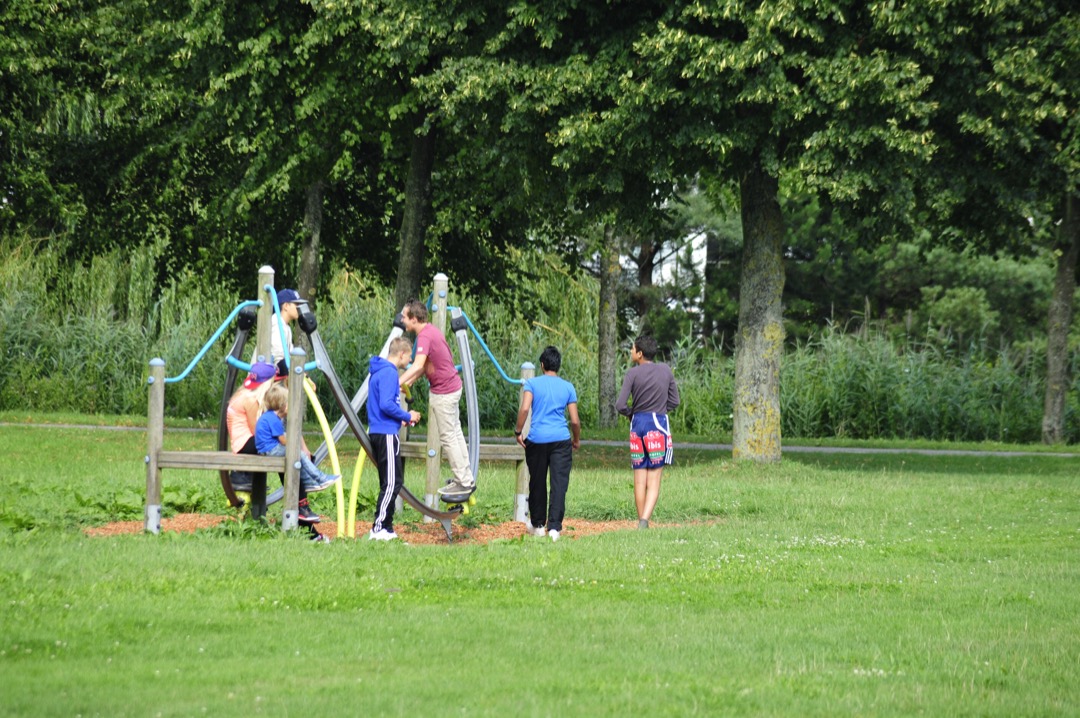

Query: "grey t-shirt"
<box><xmin>616</xmin><ymin>362</ymin><xmax>680</xmax><ymax>417</ymax></box>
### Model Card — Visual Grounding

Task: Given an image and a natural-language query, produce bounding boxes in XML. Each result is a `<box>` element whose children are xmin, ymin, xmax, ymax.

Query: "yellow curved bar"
<box><xmin>347</xmin><ymin>452</ymin><xmax>366</xmax><ymax>538</ymax></box>
<box><xmin>304</xmin><ymin>377</ymin><xmax>345</xmax><ymax>530</ymax></box>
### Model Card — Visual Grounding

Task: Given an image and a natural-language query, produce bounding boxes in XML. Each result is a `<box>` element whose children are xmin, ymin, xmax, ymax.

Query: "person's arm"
<box><xmin>567</xmin><ymin>402</ymin><xmax>581</xmax><ymax>450</ymax></box>
<box><xmin>244</xmin><ymin>398</ymin><xmax>260</xmax><ymax>434</ymax></box>
<box><xmin>514</xmin><ymin>391</ymin><xmax>533</xmax><ymax>447</ymax></box>
<box><xmin>378</xmin><ymin>371</ymin><xmax>417</xmax><ymax>425</ymax></box>
<box><xmin>272</xmin><ymin>414</ymin><xmax>286</xmax><ymax>445</ymax></box>
<box><xmin>667</xmin><ymin>369</ymin><xmax>681</xmax><ymax>412</ymax></box>
<box><xmin>398</xmin><ymin>353</ymin><xmax>428</xmax><ymax>387</ymax></box>
<box><xmin>615</xmin><ymin>371</ymin><xmax>634</xmax><ymax>417</ymax></box>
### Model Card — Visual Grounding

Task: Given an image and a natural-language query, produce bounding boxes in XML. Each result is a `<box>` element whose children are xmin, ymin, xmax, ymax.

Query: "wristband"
<box><xmin>514</xmin><ymin>430</ymin><xmax>522</xmax><ymax>436</ymax></box>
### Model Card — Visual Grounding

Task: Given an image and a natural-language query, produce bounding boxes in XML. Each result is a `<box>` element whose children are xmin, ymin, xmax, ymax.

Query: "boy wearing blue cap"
<box><xmin>271</xmin><ymin>288</ymin><xmax>307</xmax><ymax>369</ymax></box>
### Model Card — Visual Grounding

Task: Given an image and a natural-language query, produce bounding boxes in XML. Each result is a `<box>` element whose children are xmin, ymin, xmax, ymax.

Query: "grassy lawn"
<box><xmin>0</xmin><ymin>421</ymin><xmax>1077</xmax><ymax>716</ymax></box>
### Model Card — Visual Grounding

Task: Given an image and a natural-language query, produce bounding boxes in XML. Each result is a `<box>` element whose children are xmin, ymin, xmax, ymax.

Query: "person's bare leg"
<box><xmin>640</xmin><ymin>468</ymin><xmax>664</xmax><ymax>524</ymax></box>
<box><xmin>633</xmin><ymin>468</ymin><xmax>648</xmax><ymax>521</ymax></box>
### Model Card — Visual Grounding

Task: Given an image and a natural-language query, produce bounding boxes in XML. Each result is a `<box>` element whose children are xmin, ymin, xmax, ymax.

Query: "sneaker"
<box><xmin>438</xmin><ymin>480</ymin><xmax>475</xmax><ymax>496</ymax></box>
<box><xmin>528</xmin><ymin>525</ymin><xmax>547</xmax><ymax>537</ymax></box>
<box><xmin>549</xmin><ymin>529</ymin><xmax>560</xmax><ymax>542</ymax></box>
<box><xmin>368</xmin><ymin>528</ymin><xmax>399</xmax><ymax>541</ymax></box>
<box><xmin>310</xmin><ymin>533</ymin><xmax>331</xmax><ymax>544</ymax></box>
<box><xmin>304</xmin><ymin>474</ymin><xmax>340</xmax><ymax>493</ymax></box>
<box><xmin>638</xmin><ymin>519</ymin><xmax>649</xmax><ymax>530</ymax></box>
<box><xmin>298</xmin><ymin>501</ymin><xmax>321</xmax><ymax>524</ymax></box>
<box><xmin>230</xmin><ymin>471</ymin><xmax>253</xmax><ymax>492</ymax></box>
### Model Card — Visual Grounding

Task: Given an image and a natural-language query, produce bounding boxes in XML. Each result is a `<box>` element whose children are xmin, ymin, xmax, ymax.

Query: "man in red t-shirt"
<box><xmin>399</xmin><ymin>299</ymin><xmax>475</xmax><ymax>495</ymax></box>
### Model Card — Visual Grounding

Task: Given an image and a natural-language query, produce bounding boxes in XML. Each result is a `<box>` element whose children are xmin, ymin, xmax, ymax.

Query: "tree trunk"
<box><xmin>702</xmin><ymin>228</ymin><xmax>721</xmax><ymax>342</ymax></box>
<box><xmin>393</xmin><ymin>122</ymin><xmax>437</xmax><ymax>311</ymax></box>
<box><xmin>598</xmin><ymin>222</ymin><xmax>620</xmax><ymax>429</ymax></box>
<box><xmin>634</xmin><ymin>231</ymin><xmax>658</xmax><ymax>322</ymax></box>
<box><xmin>1042</xmin><ymin>192</ymin><xmax>1079</xmax><ymax>444</ymax></box>
<box><xmin>732</xmin><ymin>162</ymin><xmax>785</xmax><ymax>462</ymax></box>
<box><xmin>297</xmin><ymin>180</ymin><xmax>325</xmax><ymax>308</ymax></box>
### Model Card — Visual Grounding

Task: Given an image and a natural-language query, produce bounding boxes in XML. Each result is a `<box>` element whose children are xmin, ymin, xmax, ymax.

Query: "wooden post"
<box><xmin>397</xmin><ymin>378</ymin><xmax>410</xmax><ymax>517</ymax></box>
<box><xmin>424</xmin><ymin>273</ymin><xmax>450</xmax><ymax>516</ymax></box>
<box><xmin>255</xmin><ymin>265</ymin><xmax>275</xmax><ymax>363</ymax></box>
<box><xmin>281</xmin><ymin>347</ymin><xmax>307</xmax><ymax>532</ymax></box>
<box><xmin>513</xmin><ymin>362</ymin><xmax>535</xmax><ymax>524</ymax></box>
<box><xmin>145</xmin><ymin>358</ymin><xmax>166</xmax><ymax>534</ymax></box>
<box><xmin>247</xmin><ymin>266</ymin><xmax>277</xmax><ymax>520</ymax></box>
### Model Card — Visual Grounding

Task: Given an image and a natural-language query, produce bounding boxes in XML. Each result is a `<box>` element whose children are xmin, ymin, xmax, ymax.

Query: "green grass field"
<box><xmin>1</xmin><ymin>419</ymin><xmax>1078</xmax><ymax>716</ymax></box>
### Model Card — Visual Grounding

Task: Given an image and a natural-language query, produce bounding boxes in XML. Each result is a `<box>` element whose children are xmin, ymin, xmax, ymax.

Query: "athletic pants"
<box><xmin>371</xmin><ymin>433</ymin><xmax>404</xmax><ymax>533</ymax></box>
<box><xmin>525</xmin><ymin>439</ymin><xmax>573</xmax><ymax>532</ymax></box>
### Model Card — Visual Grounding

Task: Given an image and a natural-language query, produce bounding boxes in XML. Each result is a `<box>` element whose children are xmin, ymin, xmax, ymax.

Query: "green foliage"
<box><xmin>197</xmin><ymin>516</ymin><xmax>289</xmax><ymax>540</ymax></box>
<box><xmin>1</xmin><ymin>241</ymin><xmax>1075</xmax><ymax>442</ymax></box>
<box><xmin>781</xmin><ymin>329</ymin><xmax>1050</xmax><ymax>442</ymax></box>
<box><xmin>919</xmin><ymin>285</ymin><xmax>1000</xmax><ymax>345</ymax></box>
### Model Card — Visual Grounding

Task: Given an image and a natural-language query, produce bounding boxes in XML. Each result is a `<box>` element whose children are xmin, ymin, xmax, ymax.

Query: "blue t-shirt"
<box><xmin>255</xmin><ymin>411</ymin><xmax>285</xmax><ymax>454</ymax></box>
<box><xmin>524</xmin><ymin>374</ymin><xmax>577</xmax><ymax>443</ymax></box>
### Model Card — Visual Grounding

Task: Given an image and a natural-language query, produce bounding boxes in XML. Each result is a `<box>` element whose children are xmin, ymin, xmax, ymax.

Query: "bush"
<box><xmin>0</xmin><ymin>238</ymin><xmax>1070</xmax><ymax>443</ymax></box>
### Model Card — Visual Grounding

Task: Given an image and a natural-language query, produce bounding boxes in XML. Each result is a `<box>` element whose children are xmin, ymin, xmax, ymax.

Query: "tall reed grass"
<box><xmin>0</xmin><ymin>238</ymin><xmax>1072</xmax><ymax>442</ymax></box>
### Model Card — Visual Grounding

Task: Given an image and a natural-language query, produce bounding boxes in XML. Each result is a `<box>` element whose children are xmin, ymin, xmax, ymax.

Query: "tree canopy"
<box><xmin>1</xmin><ymin>0</ymin><xmax>1077</xmax><ymax>449</ymax></box>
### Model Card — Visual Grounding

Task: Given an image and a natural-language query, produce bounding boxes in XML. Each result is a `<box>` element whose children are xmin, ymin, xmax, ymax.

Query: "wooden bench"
<box><xmin>157</xmin><ymin>451</ymin><xmax>287</xmax><ymax>472</ymax></box>
<box><xmin>398</xmin><ymin>441</ymin><xmax>524</xmax><ymax>462</ymax></box>
<box><xmin>146</xmin><ymin>344</ymin><xmax>308</xmax><ymax>533</ymax></box>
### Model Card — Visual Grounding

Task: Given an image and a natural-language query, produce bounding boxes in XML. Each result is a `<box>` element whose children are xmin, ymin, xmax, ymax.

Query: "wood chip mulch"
<box><xmin>83</xmin><ymin>514</ymin><xmax>641</xmax><ymax>544</ymax></box>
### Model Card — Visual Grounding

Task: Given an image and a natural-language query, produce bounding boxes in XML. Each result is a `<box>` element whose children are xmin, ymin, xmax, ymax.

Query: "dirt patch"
<box><xmin>84</xmin><ymin>514</ymin><xmax>641</xmax><ymax>544</ymax></box>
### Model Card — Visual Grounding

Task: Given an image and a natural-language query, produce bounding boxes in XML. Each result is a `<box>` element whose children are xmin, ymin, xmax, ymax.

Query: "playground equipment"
<box><xmin>145</xmin><ymin>346</ymin><xmax>310</xmax><ymax>533</ymax></box>
<box><xmin>145</xmin><ymin>266</ymin><xmax>315</xmax><ymax>533</ymax></box>
<box><xmin>310</xmin><ymin>273</ymin><xmax>533</xmax><ymax>524</ymax></box>
<box><xmin>143</xmin><ymin>266</ymin><xmax>469</xmax><ymax>541</ymax></box>
<box><xmin>144</xmin><ymin>267</ymin><xmax>536</xmax><ymax>540</ymax></box>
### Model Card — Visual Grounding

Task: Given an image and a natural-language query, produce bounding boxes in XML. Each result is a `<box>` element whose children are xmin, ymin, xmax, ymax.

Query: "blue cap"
<box><xmin>276</xmin><ymin>288</ymin><xmax>307</xmax><ymax>309</ymax></box>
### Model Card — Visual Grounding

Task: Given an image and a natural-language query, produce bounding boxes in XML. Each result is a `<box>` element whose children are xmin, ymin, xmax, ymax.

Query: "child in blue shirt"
<box><xmin>255</xmin><ymin>383</ymin><xmax>340</xmax><ymax>493</ymax></box>
<box><xmin>366</xmin><ymin>337</ymin><xmax>422</xmax><ymax>541</ymax></box>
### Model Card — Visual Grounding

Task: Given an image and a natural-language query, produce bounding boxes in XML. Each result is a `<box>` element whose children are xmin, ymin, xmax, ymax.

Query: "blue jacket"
<box><xmin>367</xmin><ymin>356</ymin><xmax>412</xmax><ymax>434</ymax></box>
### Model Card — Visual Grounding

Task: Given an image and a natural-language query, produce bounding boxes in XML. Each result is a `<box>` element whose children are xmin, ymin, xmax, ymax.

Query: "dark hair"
<box><xmin>404</xmin><ymin>299</ymin><xmax>428</xmax><ymax>323</ymax></box>
<box><xmin>634</xmin><ymin>335</ymin><xmax>658</xmax><ymax>361</ymax></box>
<box><xmin>539</xmin><ymin>345</ymin><xmax>562</xmax><ymax>374</ymax></box>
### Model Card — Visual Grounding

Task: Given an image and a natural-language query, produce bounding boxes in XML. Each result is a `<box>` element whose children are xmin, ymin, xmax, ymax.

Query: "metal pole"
<box><xmin>424</xmin><ymin>273</ymin><xmax>450</xmax><ymax>517</ymax></box>
<box><xmin>514</xmin><ymin>361</ymin><xmax>535</xmax><ymax>524</ymax></box>
<box><xmin>145</xmin><ymin>358</ymin><xmax>166</xmax><ymax>534</ymax></box>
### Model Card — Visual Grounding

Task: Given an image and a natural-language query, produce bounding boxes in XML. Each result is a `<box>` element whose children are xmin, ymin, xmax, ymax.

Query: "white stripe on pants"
<box><xmin>372</xmin><ymin>434</ymin><xmax>402</xmax><ymax>532</ymax></box>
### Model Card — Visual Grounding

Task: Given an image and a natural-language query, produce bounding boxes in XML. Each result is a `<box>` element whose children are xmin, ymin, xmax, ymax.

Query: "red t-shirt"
<box><xmin>415</xmin><ymin>323</ymin><xmax>462</xmax><ymax>395</ymax></box>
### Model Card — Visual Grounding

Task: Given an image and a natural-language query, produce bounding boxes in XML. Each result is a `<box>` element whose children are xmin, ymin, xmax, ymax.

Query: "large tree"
<box><xmin>916</xmin><ymin>1</ymin><xmax>1079</xmax><ymax>443</ymax></box>
<box><xmin>425</xmin><ymin>2</ymin><xmax>943</xmax><ymax>459</ymax></box>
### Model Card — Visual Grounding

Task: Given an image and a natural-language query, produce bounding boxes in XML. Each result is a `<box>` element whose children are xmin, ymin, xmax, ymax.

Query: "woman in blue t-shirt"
<box><xmin>513</xmin><ymin>346</ymin><xmax>581</xmax><ymax>542</ymax></box>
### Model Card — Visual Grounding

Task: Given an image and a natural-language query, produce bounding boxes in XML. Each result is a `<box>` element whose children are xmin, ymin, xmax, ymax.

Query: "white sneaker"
<box><xmin>367</xmin><ymin>529</ymin><xmax>398</xmax><ymax>541</ymax></box>
<box><xmin>526</xmin><ymin>525</ymin><xmax>546</xmax><ymax>537</ymax></box>
<box><xmin>549</xmin><ymin>530</ymin><xmax>560</xmax><ymax>542</ymax></box>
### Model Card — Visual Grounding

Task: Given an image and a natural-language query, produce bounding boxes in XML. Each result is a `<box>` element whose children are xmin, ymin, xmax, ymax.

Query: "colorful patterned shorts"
<box><xmin>629</xmin><ymin>413</ymin><xmax>673</xmax><ymax>470</ymax></box>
